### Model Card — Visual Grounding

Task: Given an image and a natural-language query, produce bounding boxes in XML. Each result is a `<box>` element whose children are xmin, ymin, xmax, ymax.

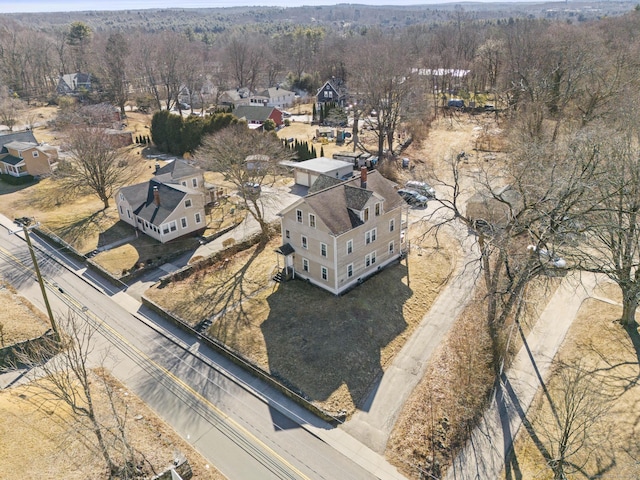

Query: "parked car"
<box><xmin>405</xmin><ymin>180</ymin><xmax>436</xmax><ymax>198</ymax></box>
<box><xmin>397</xmin><ymin>188</ymin><xmax>429</xmax><ymax>207</ymax></box>
<box><xmin>527</xmin><ymin>244</ymin><xmax>567</xmax><ymax>268</ymax></box>
<box><xmin>447</xmin><ymin>99</ymin><xmax>465</xmax><ymax>109</ymax></box>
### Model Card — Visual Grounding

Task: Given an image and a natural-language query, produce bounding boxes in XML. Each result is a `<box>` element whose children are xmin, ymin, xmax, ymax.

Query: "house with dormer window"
<box><xmin>114</xmin><ymin>160</ymin><xmax>211</xmax><ymax>243</ymax></box>
<box><xmin>276</xmin><ymin>168</ymin><xmax>405</xmax><ymax>295</ymax></box>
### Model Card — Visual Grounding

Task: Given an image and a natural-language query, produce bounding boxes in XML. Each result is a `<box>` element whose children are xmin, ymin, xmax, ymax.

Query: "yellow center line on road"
<box><xmin>0</xmin><ymin>245</ymin><xmax>311</xmax><ymax>480</ymax></box>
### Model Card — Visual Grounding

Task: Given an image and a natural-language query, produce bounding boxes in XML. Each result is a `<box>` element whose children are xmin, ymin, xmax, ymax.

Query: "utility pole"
<box><xmin>11</xmin><ymin>217</ymin><xmax>59</xmax><ymax>342</ymax></box>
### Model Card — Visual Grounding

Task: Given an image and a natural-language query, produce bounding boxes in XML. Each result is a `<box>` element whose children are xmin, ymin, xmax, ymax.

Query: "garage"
<box><xmin>287</xmin><ymin>157</ymin><xmax>354</xmax><ymax>188</ymax></box>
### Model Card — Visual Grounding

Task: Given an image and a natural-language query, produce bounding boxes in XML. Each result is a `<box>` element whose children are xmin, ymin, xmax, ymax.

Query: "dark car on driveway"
<box><xmin>397</xmin><ymin>188</ymin><xmax>429</xmax><ymax>207</ymax></box>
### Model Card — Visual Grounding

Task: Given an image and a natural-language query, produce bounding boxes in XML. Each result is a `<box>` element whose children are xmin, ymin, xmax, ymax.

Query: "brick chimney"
<box><xmin>360</xmin><ymin>166</ymin><xmax>367</xmax><ymax>189</ymax></box>
<box><xmin>153</xmin><ymin>186</ymin><xmax>160</xmax><ymax>206</ymax></box>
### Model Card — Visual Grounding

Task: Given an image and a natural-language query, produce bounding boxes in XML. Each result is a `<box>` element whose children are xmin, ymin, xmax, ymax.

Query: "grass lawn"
<box><xmin>92</xmin><ymin>199</ymin><xmax>245</xmax><ymax>277</ymax></box>
<box><xmin>0</xmin><ymin>278</ymin><xmax>223</xmax><ymax>478</ymax></box>
<box><xmin>0</xmin><ymin>370</ymin><xmax>224</xmax><ymax>479</ymax></box>
<box><xmin>145</xmin><ymin>226</ymin><xmax>454</xmax><ymax>415</ymax></box>
<box><xmin>0</xmin><ymin>282</ymin><xmax>50</xmax><ymax>346</ymax></box>
<box><xmin>504</xmin><ymin>282</ymin><xmax>640</xmax><ymax>479</ymax></box>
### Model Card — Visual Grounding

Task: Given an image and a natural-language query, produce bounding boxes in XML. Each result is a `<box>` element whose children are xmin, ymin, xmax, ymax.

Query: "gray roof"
<box><xmin>257</xmin><ymin>86</ymin><xmax>295</xmax><ymax>98</ymax></box>
<box><xmin>0</xmin><ymin>131</ymin><xmax>37</xmax><ymax>151</ymax></box>
<box><xmin>4</xmin><ymin>141</ymin><xmax>38</xmax><ymax>152</ymax></box>
<box><xmin>233</xmin><ymin>105</ymin><xmax>276</xmax><ymax>123</ymax></box>
<box><xmin>302</xmin><ymin>170</ymin><xmax>403</xmax><ymax>236</ymax></box>
<box><xmin>0</xmin><ymin>154</ymin><xmax>24</xmax><ymax>166</ymax></box>
<box><xmin>275</xmin><ymin>243</ymin><xmax>295</xmax><ymax>256</ymax></box>
<box><xmin>120</xmin><ymin>179</ymin><xmax>191</xmax><ymax>226</ymax></box>
<box><xmin>294</xmin><ymin>157</ymin><xmax>353</xmax><ymax>174</ymax></box>
<box><xmin>308</xmin><ymin>174</ymin><xmax>343</xmax><ymax>193</ymax></box>
<box><xmin>154</xmin><ymin>160</ymin><xmax>202</xmax><ymax>184</ymax></box>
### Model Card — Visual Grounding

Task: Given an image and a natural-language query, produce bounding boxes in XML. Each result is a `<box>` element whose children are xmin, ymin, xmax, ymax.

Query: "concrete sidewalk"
<box><xmin>446</xmin><ymin>272</ymin><xmax>600</xmax><ymax>480</ymax></box>
<box><xmin>343</xmin><ymin>222</ymin><xmax>480</xmax><ymax>454</ymax></box>
<box><xmin>0</xmin><ymin>211</ymin><xmax>408</xmax><ymax>480</ymax></box>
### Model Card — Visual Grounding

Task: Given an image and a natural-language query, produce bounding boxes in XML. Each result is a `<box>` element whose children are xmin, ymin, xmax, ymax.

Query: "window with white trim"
<box><xmin>32</xmin><ymin>151</ymin><xmax>39</xmax><ymax>157</ymax></box>
<box><xmin>285</xmin><ymin>229</ymin><xmax>290</xmax><ymax>239</ymax></box>
<box><xmin>192</xmin><ymin>178</ymin><xmax>198</xmax><ymax>187</ymax></box>
<box><xmin>389</xmin><ymin>241</ymin><xmax>394</xmax><ymax>254</ymax></box>
<box><xmin>363</xmin><ymin>207</ymin><xmax>369</xmax><ymax>222</ymax></box>
<box><xmin>309</xmin><ymin>213</ymin><xmax>316</xmax><ymax>228</ymax></box>
<box><xmin>321</xmin><ymin>266</ymin><xmax>328</xmax><ymax>281</ymax></box>
<box><xmin>119</xmin><ymin>192</ymin><xmax>124</xmax><ymax>201</ymax></box>
<box><xmin>181</xmin><ymin>217</ymin><xmax>188</xmax><ymax>229</ymax></box>
<box><xmin>375</xmin><ymin>202</ymin><xmax>381</xmax><ymax>216</ymax></box>
<box><xmin>303</xmin><ymin>258</ymin><xmax>309</xmax><ymax>272</ymax></box>
<box><xmin>301</xmin><ymin>235</ymin><xmax>308</xmax><ymax>249</ymax></box>
<box><xmin>195</xmin><ymin>212</ymin><xmax>202</xmax><ymax>224</ymax></box>
<box><xmin>365</xmin><ymin>251</ymin><xmax>377</xmax><ymax>267</ymax></box>
<box><xmin>320</xmin><ymin>242</ymin><xmax>327</xmax><ymax>257</ymax></box>
<box><xmin>181</xmin><ymin>181</ymin><xmax>187</xmax><ymax>187</ymax></box>
<box><xmin>365</xmin><ymin>228</ymin><xmax>377</xmax><ymax>245</ymax></box>
<box><xmin>296</xmin><ymin>209</ymin><xmax>303</xmax><ymax>223</ymax></box>
<box><xmin>346</xmin><ymin>239</ymin><xmax>353</xmax><ymax>255</ymax></box>
<box><xmin>184</xmin><ymin>199</ymin><xmax>192</xmax><ymax>208</ymax></box>
<box><xmin>169</xmin><ymin>221</ymin><xmax>177</xmax><ymax>232</ymax></box>
<box><xmin>389</xmin><ymin>218</ymin><xmax>395</xmax><ymax>232</ymax></box>
<box><xmin>347</xmin><ymin>264</ymin><xmax>353</xmax><ymax>278</ymax></box>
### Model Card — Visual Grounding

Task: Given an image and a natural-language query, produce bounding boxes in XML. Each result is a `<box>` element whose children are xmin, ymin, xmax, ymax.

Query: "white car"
<box><xmin>527</xmin><ymin>245</ymin><xmax>567</xmax><ymax>268</ymax></box>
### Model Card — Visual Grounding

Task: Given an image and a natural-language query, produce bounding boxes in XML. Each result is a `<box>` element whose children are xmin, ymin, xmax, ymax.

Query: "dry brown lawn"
<box><xmin>505</xmin><ymin>281</ymin><xmax>640</xmax><ymax>479</ymax></box>
<box><xmin>386</xmin><ymin>275</ymin><xmax>560</xmax><ymax>479</ymax></box>
<box><xmin>146</xmin><ymin>225</ymin><xmax>454</xmax><ymax>416</ymax></box>
<box><xmin>277</xmin><ymin>103</ymin><xmax>361</xmax><ymax>160</ymax></box>
<box><xmin>0</xmin><ymin>276</ymin><xmax>223</xmax><ymax>479</ymax></box>
<box><xmin>0</xmin><ymin>370</ymin><xmax>225</xmax><ymax>479</ymax></box>
<box><xmin>0</xmin><ymin>106</ymin><xmax>243</xmax><ymax>267</ymax></box>
<box><xmin>0</xmin><ymin>281</ymin><xmax>50</xmax><ymax>346</ymax></box>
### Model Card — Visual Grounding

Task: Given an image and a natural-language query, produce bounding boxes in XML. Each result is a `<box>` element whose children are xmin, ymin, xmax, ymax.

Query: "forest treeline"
<box><xmin>1</xmin><ymin>3</ymin><xmax>639</xmax><ymax>160</ymax></box>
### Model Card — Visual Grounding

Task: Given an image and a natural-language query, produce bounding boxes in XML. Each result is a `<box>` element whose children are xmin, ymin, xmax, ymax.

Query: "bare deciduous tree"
<box><xmin>56</xmin><ymin>126</ymin><xmax>138</xmax><ymax>209</ymax></box>
<box><xmin>18</xmin><ymin>312</ymin><xmax>138</xmax><ymax>479</ymax></box>
<box><xmin>102</xmin><ymin>32</ymin><xmax>131</xmax><ymax>116</ymax></box>
<box><xmin>0</xmin><ymin>86</ymin><xmax>24</xmax><ymax>131</ymax></box>
<box><xmin>195</xmin><ymin>124</ymin><xmax>295</xmax><ymax>240</ymax></box>
<box><xmin>428</xmin><ymin>130</ymin><xmax>603</xmax><ymax>371</ymax></box>
<box><xmin>573</xmin><ymin>131</ymin><xmax>640</xmax><ymax>327</ymax></box>
<box><xmin>348</xmin><ymin>31</ymin><xmax>416</xmax><ymax>161</ymax></box>
<box><xmin>223</xmin><ymin>33</ymin><xmax>265</xmax><ymax>91</ymax></box>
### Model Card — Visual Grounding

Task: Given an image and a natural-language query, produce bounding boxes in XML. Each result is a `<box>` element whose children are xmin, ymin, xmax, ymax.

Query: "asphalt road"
<box><xmin>0</xmin><ymin>221</ymin><xmax>404</xmax><ymax>480</ymax></box>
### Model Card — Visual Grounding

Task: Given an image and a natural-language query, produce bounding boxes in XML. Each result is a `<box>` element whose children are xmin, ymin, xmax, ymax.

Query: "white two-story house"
<box><xmin>114</xmin><ymin>160</ymin><xmax>208</xmax><ymax>243</ymax></box>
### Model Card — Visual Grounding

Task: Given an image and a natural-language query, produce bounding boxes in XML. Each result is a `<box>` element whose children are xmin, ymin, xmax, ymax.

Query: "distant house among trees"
<box><xmin>57</xmin><ymin>72</ymin><xmax>92</xmax><ymax>96</ymax></box>
<box><xmin>219</xmin><ymin>86</ymin><xmax>295</xmax><ymax>110</ymax></box>
<box><xmin>316</xmin><ymin>79</ymin><xmax>347</xmax><ymax>107</ymax></box>
<box><xmin>232</xmin><ymin>105</ymin><xmax>284</xmax><ymax>129</ymax></box>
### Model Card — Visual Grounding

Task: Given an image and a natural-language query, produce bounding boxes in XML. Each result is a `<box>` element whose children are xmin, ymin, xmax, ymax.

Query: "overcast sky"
<box><xmin>1</xmin><ymin>0</ymin><xmax>527</xmax><ymax>14</ymax></box>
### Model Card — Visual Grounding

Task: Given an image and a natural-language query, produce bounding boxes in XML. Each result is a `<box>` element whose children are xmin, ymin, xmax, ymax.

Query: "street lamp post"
<box><xmin>11</xmin><ymin>217</ymin><xmax>59</xmax><ymax>341</ymax></box>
